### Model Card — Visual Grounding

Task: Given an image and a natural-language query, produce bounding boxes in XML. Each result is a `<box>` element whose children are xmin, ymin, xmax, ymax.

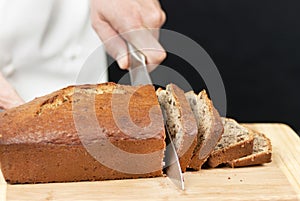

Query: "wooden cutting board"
<box><xmin>1</xmin><ymin>123</ymin><xmax>300</xmax><ymax>201</ymax></box>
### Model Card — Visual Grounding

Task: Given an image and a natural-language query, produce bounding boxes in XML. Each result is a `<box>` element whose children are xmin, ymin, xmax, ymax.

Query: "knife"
<box><xmin>127</xmin><ymin>43</ymin><xmax>152</xmax><ymax>86</ymax></box>
<box><xmin>127</xmin><ymin>42</ymin><xmax>184</xmax><ymax>190</ymax></box>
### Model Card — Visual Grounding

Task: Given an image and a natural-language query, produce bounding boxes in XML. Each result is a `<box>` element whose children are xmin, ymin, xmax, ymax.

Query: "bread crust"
<box><xmin>0</xmin><ymin>83</ymin><xmax>165</xmax><ymax>184</ymax></box>
<box><xmin>207</xmin><ymin>118</ymin><xmax>255</xmax><ymax>168</ymax></box>
<box><xmin>207</xmin><ymin>137</ymin><xmax>254</xmax><ymax>168</ymax></box>
<box><xmin>1</xmin><ymin>141</ymin><xmax>165</xmax><ymax>184</ymax></box>
<box><xmin>188</xmin><ymin>90</ymin><xmax>224</xmax><ymax>170</ymax></box>
<box><xmin>227</xmin><ymin>132</ymin><xmax>272</xmax><ymax>167</ymax></box>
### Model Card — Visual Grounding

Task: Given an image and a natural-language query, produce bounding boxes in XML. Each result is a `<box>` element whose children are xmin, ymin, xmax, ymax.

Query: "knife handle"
<box><xmin>127</xmin><ymin>43</ymin><xmax>152</xmax><ymax>86</ymax></box>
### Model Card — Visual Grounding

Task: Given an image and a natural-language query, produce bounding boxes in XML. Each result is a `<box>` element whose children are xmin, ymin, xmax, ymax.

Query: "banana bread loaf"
<box><xmin>0</xmin><ymin>83</ymin><xmax>166</xmax><ymax>184</ymax></box>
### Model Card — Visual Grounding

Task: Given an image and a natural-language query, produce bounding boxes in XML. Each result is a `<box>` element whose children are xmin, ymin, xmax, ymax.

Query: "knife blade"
<box><xmin>161</xmin><ymin>105</ymin><xmax>185</xmax><ymax>190</ymax></box>
<box><xmin>163</xmin><ymin>123</ymin><xmax>185</xmax><ymax>190</ymax></box>
<box><xmin>127</xmin><ymin>42</ymin><xmax>184</xmax><ymax>190</ymax></box>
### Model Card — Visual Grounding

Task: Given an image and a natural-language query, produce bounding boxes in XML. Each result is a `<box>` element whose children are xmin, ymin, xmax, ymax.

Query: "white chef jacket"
<box><xmin>0</xmin><ymin>0</ymin><xmax>107</xmax><ymax>102</ymax></box>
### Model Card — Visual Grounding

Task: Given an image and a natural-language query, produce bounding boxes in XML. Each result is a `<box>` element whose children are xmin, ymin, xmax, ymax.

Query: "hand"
<box><xmin>91</xmin><ymin>0</ymin><xmax>167</xmax><ymax>71</ymax></box>
<box><xmin>0</xmin><ymin>72</ymin><xmax>24</xmax><ymax>110</ymax></box>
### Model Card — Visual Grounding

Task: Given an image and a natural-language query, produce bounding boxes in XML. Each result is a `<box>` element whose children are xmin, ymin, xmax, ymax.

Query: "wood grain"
<box><xmin>0</xmin><ymin>123</ymin><xmax>299</xmax><ymax>201</ymax></box>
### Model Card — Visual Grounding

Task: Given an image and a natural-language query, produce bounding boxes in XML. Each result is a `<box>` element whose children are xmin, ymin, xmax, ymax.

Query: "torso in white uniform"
<box><xmin>0</xmin><ymin>0</ymin><xmax>107</xmax><ymax>102</ymax></box>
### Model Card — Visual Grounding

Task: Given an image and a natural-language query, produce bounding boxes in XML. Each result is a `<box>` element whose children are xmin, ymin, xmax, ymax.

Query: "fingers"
<box><xmin>91</xmin><ymin>0</ymin><xmax>167</xmax><ymax>70</ymax></box>
<box><xmin>92</xmin><ymin>21</ymin><xmax>129</xmax><ymax>69</ymax></box>
<box><xmin>137</xmin><ymin>0</ymin><xmax>166</xmax><ymax>62</ymax></box>
<box><xmin>121</xmin><ymin>29</ymin><xmax>166</xmax><ymax>71</ymax></box>
<box><xmin>91</xmin><ymin>9</ymin><xmax>129</xmax><ymax>69</ymax></box>
<box><xmin>116</xmin><ymin>0</ymin><xmax>167</xmax><ymax>68</ymax></box>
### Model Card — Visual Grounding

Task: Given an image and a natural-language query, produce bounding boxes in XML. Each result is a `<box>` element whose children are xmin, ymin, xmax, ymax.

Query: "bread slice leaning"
<box><xmin>227</xmin><ymin>131</ymin><xmax>272</xmax><ymax>167</ymax></box>
<box><xmin>156</xmin><ymin>84</ymin><xmax>198</xmax><ymax>172</ymax></box>
<box><xmin>185</xmin><ymin>90</ymin><xmax>224</xmax><ymax>170</ymax></box>
<box><xmin>207</xmin><ymin>118</ymin><xmax>254</xmax><ymax>168</ymax></box>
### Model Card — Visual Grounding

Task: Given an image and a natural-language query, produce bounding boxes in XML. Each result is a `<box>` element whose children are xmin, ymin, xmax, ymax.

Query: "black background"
<box><xmin>109</xmin><ymin>1</ymin><xmax>300</xmax><ymax>134</ymax></box>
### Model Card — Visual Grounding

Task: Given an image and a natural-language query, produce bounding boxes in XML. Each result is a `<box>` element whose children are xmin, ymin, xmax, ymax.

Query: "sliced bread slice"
<box><xmin>156</xmin><ymin>84</ymin><xmax>198</xmax><ymax>172</ymax></box>
<box><xmin>227</xmin><ymin>131</ymin><xmax>272</xmax><ymax>167</ymax></box>
<box><xmin>207</xmin><ymin>118</ymin><xmax>254</xmax><ymax>168</ymax></box>
<box><xmin>185</xmin><ymin>90</ymin><xmax>224</xmax><ymax>170</ymax></box>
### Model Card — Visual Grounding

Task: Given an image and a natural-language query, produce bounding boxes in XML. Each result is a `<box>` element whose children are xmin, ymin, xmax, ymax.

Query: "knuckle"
<box><xmin>157</xmin><ymin>50</ymin><xmax>167</xmax><ymax>62</ymax></box>
<box><xmin>148</xmin><ymin>10</ymin><xmax>163</xmax><ymax>26</ymax></box>
<box><xmin>148</xmin><ymin>50</ymin><xmax>167</xmax><ymax>64</ymax></box>
<box><xmin>160</xmin><ymin>11</ymin><xmax>166</xmax><ymax>24</ymax></box>
<box><xmin>145</xmin><ymin>9</ymin><xmax>166</xmax><ymax>28</ymax></box>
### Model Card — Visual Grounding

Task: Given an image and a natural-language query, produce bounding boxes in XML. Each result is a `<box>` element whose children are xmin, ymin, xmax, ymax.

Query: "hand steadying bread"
<box><xmin>0</xmin><ymin>82</ymin><xmax>272</xmax><ymax>184</ymax></box>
